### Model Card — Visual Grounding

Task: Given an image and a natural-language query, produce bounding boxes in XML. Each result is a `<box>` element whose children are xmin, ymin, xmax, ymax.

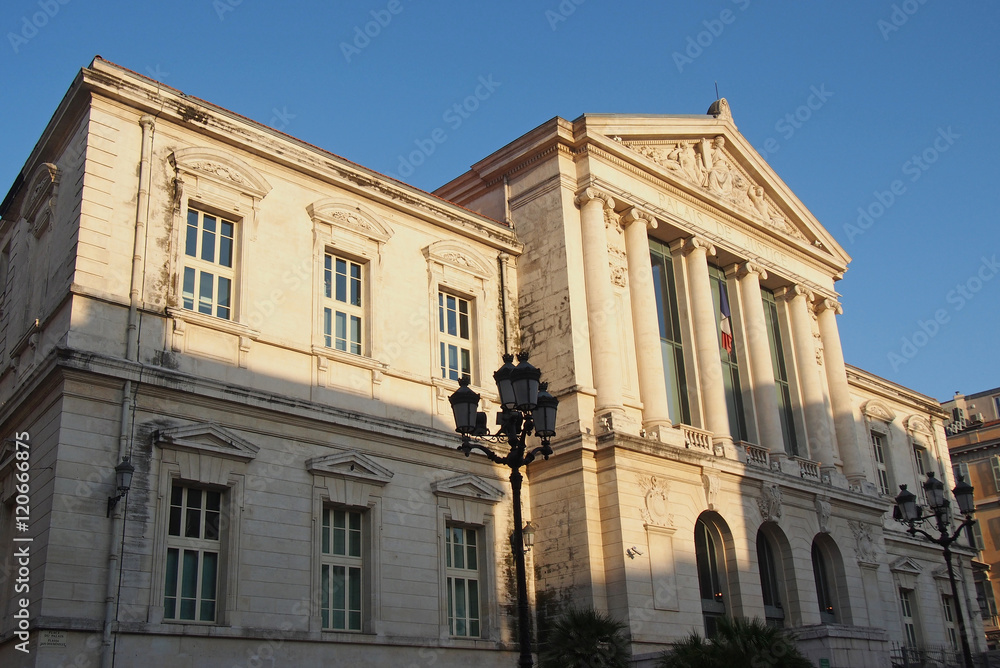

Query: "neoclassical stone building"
<box><xmin>0</xmin><ymin>58</ymin><xmax>982</xmax><ymax>667</ymax></box>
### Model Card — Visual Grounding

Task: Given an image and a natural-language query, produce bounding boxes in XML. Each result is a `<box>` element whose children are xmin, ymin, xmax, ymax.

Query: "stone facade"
<box><xmin>0</xmin><ymin>57</ymin><xmax>984</xmax><ymax>667</ymax></box>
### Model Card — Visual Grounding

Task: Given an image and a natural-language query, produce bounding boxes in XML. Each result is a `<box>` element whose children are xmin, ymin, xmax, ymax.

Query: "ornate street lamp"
<box><xmin>106</xmin><ymin>456</ymin><xmax>135</xmax><ymax>518</ymax></box>
<box><xmin>448</xmin><ymin>351</ymin><xmax>558</xmax><ymax>668</ymax></box>
<box><xmin>894</xmin><ymin>473</ymin><xmax>977</xmax><ymax>668</ymax></box>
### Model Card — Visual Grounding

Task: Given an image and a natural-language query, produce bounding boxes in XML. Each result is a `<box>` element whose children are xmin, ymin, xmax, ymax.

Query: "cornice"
<box><xmin>81</xmin><ymin>60</ymin><xmax>520</xmax><ymax>255</ymax></box>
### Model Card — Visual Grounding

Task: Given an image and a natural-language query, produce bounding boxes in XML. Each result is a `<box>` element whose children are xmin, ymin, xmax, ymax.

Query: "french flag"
<box><xmin>719</xmin><ymin>287</ymin><xmax>733</xmax><ymax>355</ymax></box>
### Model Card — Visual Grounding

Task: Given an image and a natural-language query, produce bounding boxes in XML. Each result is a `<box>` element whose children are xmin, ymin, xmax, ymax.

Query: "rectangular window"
<box><xmin>709</xmin><ymin>265</ymin><xmax>746</xmax><ymax>442</ymax></box>
<box><xmin>445</xmin><ymin>525</ymin><xmax>481</xmax><ymax>638</ymax></box>
<box><xmin>913</xmin><ymin>445</ymin><xmax>927</xmax><ymax>478</ymax></box>
<box><xmin>942</xmin><ymin>594</ymin><xmax>958</xmax><ymax>650</ymax></box>
<box><xmin>762</xmin><ymin>288</ymin><xmax>798</xmax><ymax>456</ymax></box>
<box><xmin>323</xmin><ymin>254</ymin><xmax>363</xmax><ymax>355</ymax></box>
<box><xmin>992</xmin><ymin>455</ymin><xmax>1000</xmax><ymax>493</ymax></box>
<box><xmin>183</xmin><ymin>208</ymin><xmax>236</xmax><ymax>320</ymax></box>
<box><xmin>650</xmin><ymin>239</ymin><xmax>690</xmax><ymax>425</ymax></box>
<box><xmin>871</xmin><ymin>431</ymin><xmax>890</xmax><ymax>496</ymax></box>
<box><xmin>164</xmin><ymin>485</ymin><xmax>221</xmax><ymax>622</ymax></box>
<box><xmin>439</xmin><ymin>292</ymin><xmax>472</xmax><ymax>381</ymax></box>
<box><xmin>320</xmin><ymin>508</ymin><xmax>363</xmax><ymax>631</ymax></box>
<box><xmin>899</xmin><ymin>588</ymin><xmax>918</xmax><ymax>647</ymax></box>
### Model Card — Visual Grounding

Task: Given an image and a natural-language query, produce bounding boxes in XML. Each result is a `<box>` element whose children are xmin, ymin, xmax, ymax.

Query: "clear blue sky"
<box><xmin>2</xmin><ymin>0</ymin><xmax>998</xmax><ymax>402</ymax></box>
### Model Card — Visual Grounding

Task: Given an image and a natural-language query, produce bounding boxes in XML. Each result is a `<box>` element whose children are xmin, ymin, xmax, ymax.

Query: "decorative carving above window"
<box><xmin>423</xmin><ymin>240</ymin><xmax>492</xmax><ymax>281</ymax></box>
<box><xmin>861</xmin><ymin>399</ymin><xmax>896</xmax><ymax>424</ymax></box>
<box><xmin>903</xmin><ymin>415</ymin><xmax>932</xmax><ymax>436</ymax></box>
<box><xmin>307</xmin><ymin>198</ymin><xmax>393</xmax><ymax>249</ymax></box>
<box><xmin>21</xmin><ymin>162</ymin><xmax>60</xmax><ymax>238</ymax></box>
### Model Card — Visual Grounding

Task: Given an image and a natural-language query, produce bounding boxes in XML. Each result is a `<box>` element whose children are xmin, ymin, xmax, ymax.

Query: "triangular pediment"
<box><xmin>306</xmin><ymin>450</ymin><xmax>394</xmax><ymax>485</ymax></box>
<box><xmin>579</xmin><ymin>106</ymin><xmax>850</xmax><ymax>269</ymax></box>
<box><xmin>890</xmin><ymin>556</ymin><xmax>923</xmax><ymax>574</ymax></box>
<box><xmin>155</xmin><ymin>423</ymin><xmax>259</xmax><ymax>462</ymax></box>
<box><xmin>431</xmin><ymin>473</ymin><xmax>504</xmax><ymax>503</ymax></box>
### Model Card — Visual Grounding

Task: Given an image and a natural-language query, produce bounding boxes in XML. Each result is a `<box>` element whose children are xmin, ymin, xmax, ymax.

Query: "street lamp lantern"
<box><xmin>106</xmin><ymin>456</ymin><xmax>135</xmax><ymax>517</ymax></box>
<box><xmin>894</xmin><ymin>472</ymin><xmax>978</xmax><ymax>668</ymax></box>
<box><xmin>448</xmin><ymin>350</ymin><xmax>557</xmax><ymax>668</ymax></box>
<box><xmin>510</xmin><ymin>351</ymin><xmax>541</xmax><ymax>411</ymax></box>
<box><xmin>923</xmin><ymin>471</ymin><xmax>946</xmax><ymax>510</ymax></box>
<box><xmin>448</xmin><ymin>377</ymin><xmax>481</xmax><ymax>434</ymax></box>
<box><xmin>493</xmin><ymin>353</ymin><xmax>517</xmax><ymax>410</ymax></box>
<box><xmin>954</xmin><ymin>475</ymin><xmax>976</xmax><ymax>515</ymax></box>
<box><xmin>894</xmin><ymin>484</ymin><xmax>920</xmax><ymax>522</ymax></box>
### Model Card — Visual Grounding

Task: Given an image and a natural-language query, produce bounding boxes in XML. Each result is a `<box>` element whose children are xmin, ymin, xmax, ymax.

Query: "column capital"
<box><xmin>777</xmin><ymin>284</ymin><xmax>813</xmax><ymax>304</ymax></box>
<box><xmin>139</xmin><ymin>114</ymin><xmax>156</xmax><ymax>130</ymax></box>
<box><xmin>815</xmin><ymin>298</ymin><xmax>843</xmax><ymax>315</ymax></box>
<box><xmin>575</xmin><ymin>187</ymin><xmax>616</xmax><ymax>211</ymax></box>
<box><xmin>682</xmin><ymin>236</ymin><xmax>716</xmax><ymax>257</ymax></box>
<box><xmin>622</xmin><ymin>207</ymin><xmax>657</xmax><ymax>230</ymax></box>
<box><xmin>736</xmin><ymin>261</ymin><xmax>768</xmax><ymax>281</ymax></box>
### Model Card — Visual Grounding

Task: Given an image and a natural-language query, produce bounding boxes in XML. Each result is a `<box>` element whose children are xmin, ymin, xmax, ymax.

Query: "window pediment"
<box><xmin>432</xmin><ymin>473</ymin><xmax>504</xmax><ymax>503</ymax></box>
<box><xmin>308</xmin><ymin>199</ymin><xmax>393</xmax><ymax>246</ymax></box>
<box><xmin>306</xmin><ymin>450</ymin><xmax>393</xmax><ymax>485</ymax></box>
<box><xmin>861</xmin><ymin>399</ymin><xmax>896</xmax><ymax>424</ymax></box>
<box><xmin>154</xmin><ymin>423</ymin><xmax>259</xmax><ymax>462</ymax></box>
<box><xmin>890</xmin><ymin>557</ymin><xmax>922</xmax><ymax>575</ymax></box>
<box><xmin>20</xmin><ymin>162</ymin><xmax>60</xmax><ymax>237</ymax></box>
<box><xmin>423</xmin><ymin>240</ymin><xmax>493</xmax><ymax>281</ymax></box>
<box><xmin>170</xmin><ymin>147</ymin><xmax>272</xmax><ymax>199</ymax></box>
<box><xmin>904</xmin><ymin>415</ymin><xmax>932</xmax><ymax>436</ymax></box>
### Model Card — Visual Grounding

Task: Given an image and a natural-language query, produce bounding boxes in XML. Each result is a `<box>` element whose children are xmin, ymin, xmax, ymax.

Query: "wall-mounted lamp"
<box><xmin>107</xmin><ymin>456</ymin><xmax>135</xmax><ymax>518</ymax></box>
<box><xmin>626</xmin><ymin>546</ymin><xmax>643</xmax><ymax>559</ymax></box>
<box><xmin>522</xmin><ymin>521</ymin><xmax>536</xmax><ymax>553</ymax></box>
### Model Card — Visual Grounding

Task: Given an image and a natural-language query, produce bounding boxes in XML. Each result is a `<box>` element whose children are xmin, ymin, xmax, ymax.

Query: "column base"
<box><xmin>771</xmin><ymin>453</ymin><xmax>803</xmax><ymax>477</ymax></box>
<box><xmin>711</xmin><ymin>435</ymin><xmax>737</xmax><ymax>460</ymax></box>
<box><xmin>820</xmin><ymin>466</ymin><xmax>850</xmax><ymax>490</ymax></box>
<box><xmin>641</xmin><ymin>421</ymin><xmax>673</xmax><ymax>442</ymax></box>
<box><xmin>595</xmin><ymin>409</ymin><xmax>641</xmax><ymax>437</ymax></box>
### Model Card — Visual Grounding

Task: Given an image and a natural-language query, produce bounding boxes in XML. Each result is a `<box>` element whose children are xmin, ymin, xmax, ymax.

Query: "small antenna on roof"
<box><xmin>715</xmin><ymin>81</ymin><xmax>720</xmax><ymax>100</ymax></box>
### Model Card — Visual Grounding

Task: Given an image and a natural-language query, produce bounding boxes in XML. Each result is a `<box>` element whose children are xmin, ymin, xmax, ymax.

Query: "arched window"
<box><xmin>756</xmin><ymin>530</ymin><xmax>784</xmax><ymax>627</ymax></box>
<box><xmin>811</xmin><ymin>536</ymin><xmax>849</xmax><ymax>624</ymax></box>
<box><xmin>695</xmin><ymin>516</ymin><xmax>729</xmax><ymax>636</ymax></box>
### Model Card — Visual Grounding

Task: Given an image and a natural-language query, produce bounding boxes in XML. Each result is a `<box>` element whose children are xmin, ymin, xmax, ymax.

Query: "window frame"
<box><xmin>756</xmin><ymin>530</ymin><xmax>786</xmax><ymax>628</ymax></box>
<box><xmin>319</xmin><ymin>506</ymin><xmax>366</xmax><ymax>632</ymax></box>
<box><xmin>438</xmin><ymin>290</ymin><xmax>474</xmax><ymax>382</ymax></box>
<box><xmin>708</xmin><ymin>265</ymin><xmax>748</xmax><ymax>443</ymax></box>
<box><xmin>323</xmin><ymin>252</ymin><xmax>365</xmax><ymax>356</ymax></box>
<box><xmin>761</xmin><ymin>287</ymin><xmax>799</xmax><ymax>456</ymax></box>
<box><xmin>163</xmin><ymin>484</ymin><xmax>223</xmax><ymax>623</ymax></box>
<box><xmin>871</xmin><ymin>430</ymin><xmax>891</xmax><ymax>496</ymax></box>
<box><xmin>941</xmin><ymin>593</ymin><xmax>958</xmax><ymax>650</ymax></box>
<box><xmin>899</xmin><ymin>587</ymin><xmax>919</xmax><ymax>647</ymax></box>
<box><xmin>445</xmin><ymin>524</ymin><xmax>483</xmax><ymax>638</ymax></box>
<box><xmin>650</xmin><ymin>238</ymin><xmax>690</xmax><ymax>425</ymax></box>
<box><xmin>182</xmin><ymin>207</ymin><xmax>238</xmax><ymax>321</ymax></box>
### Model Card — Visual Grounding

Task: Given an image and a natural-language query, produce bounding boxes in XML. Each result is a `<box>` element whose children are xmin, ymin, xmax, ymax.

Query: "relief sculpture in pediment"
<box><xmin>627</xmin><ymin>136</ymin><xmax>804</xmax><ymax>241</ymax></box>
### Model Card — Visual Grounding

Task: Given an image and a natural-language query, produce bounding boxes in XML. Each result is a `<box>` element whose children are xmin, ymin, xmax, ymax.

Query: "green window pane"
<box><xmin>185</xmin><ymin>212</ymin><xmax>198</xmax><ymax>257</ymax></box>
<box><xmin>217</xmin><ymin>276</ymin><xmax>231</xmax><ymax>320</ymax></box>
<box><xmin>182</xmin><ymin>267</ymin><xmax>196</xmax><ymax>311</ymax></box>
<box><xmin>201</xmin><ymin>215</ymin><xmax>216</xmax><ymax>263</ymax></box>
<box><xmin>438</xmin><ymin>292</ymin><xmax>445</xmax><ymax>333</ymax></box>
<box><xmin>350</xmin><ymin>263</ymin><xmax>361</xmax><ymax>307</ymax></box>
<box><xmin>447</xmin><ymin>577</ymin><xmax>454</xmax><ymax>634</ymax></box>
<box><xmin>468</xmin><ymin>580</ymin><xmax>480</xmax><ymax>636</ymax></box>
<box><xmin>350</xmin><ymin>316</ymin><xmax>362</xmax><ymax>355</ymax></box>
<box><xmin>324</xmin><ymin>308</ymin><xmax>332</xmax><ymax>348</ymax></box>
<box><xmin>349</xmin><ymin>566</ymin><xmax>362</xmax><ymax>630</ymax></box>
<box><xmin>454</xmin><ymin>578</ymin><xmax>467</xmax><ymax>636</ymax></box>
<box><xmin>460</xmin><ymin>349</ymin><xmax>471</xmax><ymax>377</ymax></box>
<box><xmin>180</xmin><ymin>550</ymin><xmax>199</xmax><ymax>619</ymax></box>
<box><xmin>198</xmin><ymin>271</ymin><xmax>214</xmax><ymax>315</ymax></box>
<box><xmin>322</xmin><ymin>509</ymin><xmax>331</xmax><ymax>554</ymax></box>
<box><xmin>335</xmin><ymin>258</ymin><xmax>347</xmax><ymax>303</ymax></box>
<box><xmin>200</xmin><ymin>552</ymin><xmax>218</xmax><ymax>621</ymax></box>
<box><xmin>321</xmin><ymin>565</ymin><xmax>330</xmax><ymax>628</ymax></box>
<box><xmin>324</xmin><ymin>255</ymin><xmax>332</xmax><ymax>299</ymax></box>
<box><xmin>219</xmin><ymin>221</ymin><xmax>234</xmax><ymax>268</ymax></box>
<box><xmin>164</xmin><ymin>548</ymin><xmax>178</xmax><ymax>618</ymax></box>
<box><xmin>335</xmin><ymin>312</ymin><xmax>347</xmax><ymax>352</ymax></box>
<box><xmin>440</xmin><ymin>342</ymin><xmax>447</xmax><ymax>378</ymax></box>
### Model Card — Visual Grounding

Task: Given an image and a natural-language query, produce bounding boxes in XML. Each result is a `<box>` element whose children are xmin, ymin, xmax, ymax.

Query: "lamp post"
<box><xmin>893</xmin><ymin>472</ymin><xmax>977</xmax><ymax>668</ymax></box>
<box><xmin>448</xmin><ymin>351</ymin><xmax>558</xmax><ymax>668</ymax></box>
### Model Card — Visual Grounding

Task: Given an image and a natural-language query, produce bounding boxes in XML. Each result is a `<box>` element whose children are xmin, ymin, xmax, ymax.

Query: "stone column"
<box><xmin>737</xmin><ymin>262</ymin><xmax>783</xmax><ymax>455</ymax></box>
<box><xmin>782</xmin><ymin>286</ymin><xmax>834</xmax><ymax>467</ymax></box>
<box><xmin>622</xmin><ymin>207</ymin><xmax>672</xmax><ymax>432</ymax></box>
<box><xmin>816</xmin><ymin>298</ymin><xmax>865</xmax><ymax>485</ymax></box>
<box><xmin>575</xmin><ymin>187</ymin><xmax>624</xmax><ymax>417</ymax></box>
<box><xmin>683</xmin><ymin>237</ymin><xmax>732</xmax><ymax>449</ymax></box>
